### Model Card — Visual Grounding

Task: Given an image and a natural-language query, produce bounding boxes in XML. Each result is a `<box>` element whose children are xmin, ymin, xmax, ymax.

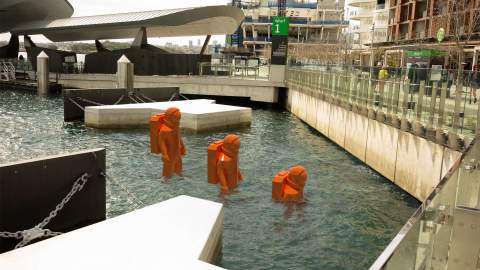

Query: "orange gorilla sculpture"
<box><xmin>208</xmin><ymin>134</ymin><xmax>243</xmax><ymax>193</ymax></box>
<box><xmin>157</xmin><ymin>107</ymin><xmax>186</xmax><ymax>178</ymax></box>
<box><xmin>272</xmin><ymin>166</ymin><xmax>308</xmax><ymax>202</ymax></box>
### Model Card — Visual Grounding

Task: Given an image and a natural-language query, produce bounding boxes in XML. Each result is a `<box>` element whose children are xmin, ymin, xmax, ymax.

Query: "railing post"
<box><xmin>332</xmin><ymin>72</ymin><xmax>337</xmax><ymax>101</ymax></box>
<box><xmin>401</xmin><ymin>80</ymin><xmax>411</xmax><ymax>131</ymax></box>
<box><xmin>351</xmin><ymin>73</ymin><xmax>358</xmax><ymax>111</ymax></box>
<box><xmin>367</xmin><ymin>77</ymin><xmax>376</xmax><ymax>119</ymax></box>
<box><xmin>477</xmin><ymin>99</ymin><xmax>480</xmax><ymax>138</ymax></box>
<box><xmin>376</xmin><ymin>77</ymin><xmax>390</xmax><ymax>122</ymax></box>
<box><xmin>391</xmin><ymin>80</ymin><xmax>401</xmax><ymax>128</ymax></box>
<box><xmin>361</xmin><ymin>75</ymin><xmax>369</xmax><ymax>115</ymax></box>
<box><xmin>347</xmin><ymin>72</ymin><xmax>353</xmax><ymax>109</ymax></box>
<box><xmin>377</xmin><ymin>80</ymin><xmax>388</xmax><ymax>122</ymax></box>
<box><xmin>449</xmin><ymin>76</ymin><xmax>464</xmax><ymax>150</ymax></box>
<box><xmin>427</xmin><ymin>82</ymin><xmax>439</xmax><ymax>138</ymax></box>
<box><xmin>327</xmin><ymin>71</ymin><xmax>332</xmax><ymax>101</ymax></box>
<box><xmin>414</xmin><ymin>81</ymin><xmax>426</xmax><ymax>136</ymax></box>
<box><xmin>436</xmin><ymin>82</ymin><xmax>448</xmax><ymax>144</ymax></box>
<box><xmin>386</xmin><ymin>80</ymin><xmax>393</xmax><ymax>115</ymax></box>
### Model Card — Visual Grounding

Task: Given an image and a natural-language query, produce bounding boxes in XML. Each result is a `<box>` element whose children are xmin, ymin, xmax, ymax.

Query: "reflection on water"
<box><xmin>0</xmin><ymin>91</ymin><xmax>419</xmax><ymax>270</ymax></box>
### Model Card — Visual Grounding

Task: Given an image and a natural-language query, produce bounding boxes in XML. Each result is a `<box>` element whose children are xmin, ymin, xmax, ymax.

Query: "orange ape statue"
<box><xmin>272</xmin><ymin>166</ymin><xmax>308</xmax><ymax>202</ymax></box>
<box><xmin>208</xmin><ymin>134</ymin><xmax>243</xmax><ymax>193</ymax></box>
<box><xmin>153</xmin><ymin>107</ymin><xmax>186</xmax><ymax>178</ymax></box>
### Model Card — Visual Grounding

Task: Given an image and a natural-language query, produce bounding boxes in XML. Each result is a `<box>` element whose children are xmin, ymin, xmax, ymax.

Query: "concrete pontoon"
<box><xmin>0</xmin><ymin>195</ymin><xmax>225</xmax><ymax>270</ymax></box>
<box><xmin>85</xmin><ymin>99</ymin><xmax>252</xmax><ymax>131</ymax></box>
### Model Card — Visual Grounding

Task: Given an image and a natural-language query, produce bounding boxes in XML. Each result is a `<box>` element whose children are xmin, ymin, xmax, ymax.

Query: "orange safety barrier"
<box><xmin>157</xmin><ymin>107</ymin><xmax>186</xmax><ymax>178</ymax></box>
<box><xmin>150</xmin><ymin>113</ymin><xmax>165</xmax><ymax>154</ymax></box>
<box><xmin>207</xmin><ymin>134</ymin><xmax>243</xmax><ymax>193</ymax></box>
<box><xmin>272</xmin><ymin>166</ymin><xmax>308</xmax><ymax>202</ymax></box>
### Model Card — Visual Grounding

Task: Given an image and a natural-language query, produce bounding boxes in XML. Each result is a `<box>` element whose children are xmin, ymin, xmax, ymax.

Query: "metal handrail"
<box><xmin>0</xmin><ymin>61</ymin><xmax>16</xmax><ymax>81</ymax></box>
<box><xmin>285</xmin><ymin>65</ymin><xmax>480</xmax><ymax>147</ymax></box>
<box><xmin>370</xmin><ymin>138</ymin><xmax>477</xmax><ymax>269</ymax></box>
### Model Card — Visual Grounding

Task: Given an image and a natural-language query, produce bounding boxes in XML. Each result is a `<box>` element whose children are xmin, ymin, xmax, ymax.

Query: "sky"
<box><xmin>0</xmin><ymin>0</ymin><xmax>230</xmax><ymax>45</ymax></box>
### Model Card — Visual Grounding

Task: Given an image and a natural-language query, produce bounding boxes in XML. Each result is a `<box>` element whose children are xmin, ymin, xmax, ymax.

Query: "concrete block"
<box><xmin>394</xmin><ymin>132</ymin><xmax>444</xmax><ymax>201</ymax></box>
<box><xmin>85</xmin><ymin>100</ymin><xmax>252</xmax><ymax>131</ymax></box>
<box><xmin>344</xmin><ymin>111</ymin><xmax>369</xmax><ymax>162</ymax></box>
<box><xmin>315</xmin><ymin>98</ymin><xmax>330</xmax><ymax>135</ymax></box>
<box><xmin>0</xmin><ymin>195</ymin><xmax>225</xmax><ymax>270</ymax></box>
<box><xmin>365</xmin><ymin>119</ymin><xmax>399</xmax><ymax>181</ymax></box>
<box><xmin>327</xmin><ymin>104</ymin><xmax>347</xmax><ymax>147</ymax></box>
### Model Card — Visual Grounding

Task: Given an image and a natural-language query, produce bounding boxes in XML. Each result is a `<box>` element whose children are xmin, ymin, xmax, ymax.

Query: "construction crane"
<box><xmin>278</xmin><ymin>0</ymin><xmax>287</xmax><ymax>17</ymax></box>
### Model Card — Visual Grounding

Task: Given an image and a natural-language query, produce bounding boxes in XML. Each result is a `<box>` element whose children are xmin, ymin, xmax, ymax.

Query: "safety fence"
<box><xmin>0</xmin><ymin>61</ymin><xmax>16</xmax><ymax>81</ymax></box>
<box><xmin>370</xmin><ymin>139</ymin><xmax>480</xmax><ymax>270</ymax></box>
<box><xmin>198</xmin><ymin>62</ymin><xmax>270</xmax><ymax>79</ymax></box>
<box><xmin>286</xmin><ymin>65</ymin><xmax>480</xmax><ymax>150</ymax></box>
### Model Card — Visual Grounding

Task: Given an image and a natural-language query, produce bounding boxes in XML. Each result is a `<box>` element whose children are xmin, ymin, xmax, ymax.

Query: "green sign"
<box><xmin>272</xmin><ymin>17</ymin><xmax>289</xmax><ymax>36</ymax></box>
<box><xmin>406</xmin><ymin>49</ymin><xmax>447</xmax><ymax>58</ymax></box>
<box><xmin>437</xmin><ymin>28</ymin><xmax>445</xmax><ymax>42</ymax></box>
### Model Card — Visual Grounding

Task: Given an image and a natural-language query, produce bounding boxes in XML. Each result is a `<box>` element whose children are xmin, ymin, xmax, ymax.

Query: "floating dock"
<box><xmin>85</xmin><ymin>99</ymin><xmax>252</xmax><ymax>131</ymax></box>
<box><xmin>0</xmin><ymin>195</ymin><xmax>225</xmax><ymax>270</ymax></box>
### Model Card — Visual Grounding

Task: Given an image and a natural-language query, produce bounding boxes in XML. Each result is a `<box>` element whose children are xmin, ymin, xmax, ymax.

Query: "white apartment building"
<box><xmin>235</xmin><ymin>0</ymin><xmax>347</xmax><ymax>58</ymax></box>
<box><xmin>347</xmin><ymin>0</ymin><xmax>389</xmax><ymax>49</ymax></box>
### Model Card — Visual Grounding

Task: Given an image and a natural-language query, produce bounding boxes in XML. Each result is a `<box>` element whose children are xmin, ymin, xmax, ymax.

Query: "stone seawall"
<box><xmin>287</xmin><ymin>86</ymin><xmax>462</xmax><ymax>201</ymax></box>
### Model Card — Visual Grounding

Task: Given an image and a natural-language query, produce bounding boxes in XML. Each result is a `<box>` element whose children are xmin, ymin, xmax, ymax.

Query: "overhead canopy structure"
<box><xmin>0</xmin><ymin>0</ymin><xmax>74</xmax><ymax>34</ymax></box>
<box><xmin>4</xmin><ymin>3</ymin><xmax>244</xmax><ymax>42</ymax></box>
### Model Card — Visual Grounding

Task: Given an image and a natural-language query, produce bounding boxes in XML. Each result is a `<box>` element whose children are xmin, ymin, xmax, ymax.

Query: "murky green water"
<box><xmin>0</xmin><ymin>91</ymin><xmax>419</xmax><ymax>270</ymax></box>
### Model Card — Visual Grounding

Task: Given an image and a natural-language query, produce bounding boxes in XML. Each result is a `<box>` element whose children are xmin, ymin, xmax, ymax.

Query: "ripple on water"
<box><xmin>0</xmin><ymin>91</ymin><xmax>419</xmax><ymax>270</ymax></box>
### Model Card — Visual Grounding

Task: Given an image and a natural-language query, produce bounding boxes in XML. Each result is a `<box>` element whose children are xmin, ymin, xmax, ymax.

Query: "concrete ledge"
<box><xmin>0</xmin><ymin>195</ymin><xmax>225</xmax><ymax>270</ymax></box>
<box><xmin>287</xmin><ymin>87</ymin><xmax>464</xmax><ymax>201</ymax></box>
<box><xmin>55</xmin><ymin>73</ymin><xmax>283</xmax><ymax>103</ymax></box>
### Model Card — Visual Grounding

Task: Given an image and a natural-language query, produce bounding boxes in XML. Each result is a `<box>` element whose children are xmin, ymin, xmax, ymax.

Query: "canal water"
<box><xmin>0</xmin><ymin>91</ymin><xmax>419</xmax><ymax>270</ymax></box>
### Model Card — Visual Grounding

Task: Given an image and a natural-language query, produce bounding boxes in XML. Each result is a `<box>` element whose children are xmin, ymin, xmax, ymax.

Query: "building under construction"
<box><xmin>230</xmin><ymin>0</ymin><xmax>348</xmax><ymax>59</ymax></box>
<box><xmin>387</xmin><ymin>0</ymin><xmax>480</xmax><ymax>43</ymax></box>
<box><xmin>377</xmin><ymin>0</ymin><xmax>480</xmax><ymax>68</ymax></box>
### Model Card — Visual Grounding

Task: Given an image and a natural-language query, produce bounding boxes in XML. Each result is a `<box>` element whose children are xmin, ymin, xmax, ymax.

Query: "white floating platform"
<box><xmin>0</xmin><ymin>195</ymin><xmax>225</xmax><ymax>270</ymax></box>
<box><xmin>85</xmin><ymin>99</ymin><xmax>252</xmax><ymax>131</ymax></box>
